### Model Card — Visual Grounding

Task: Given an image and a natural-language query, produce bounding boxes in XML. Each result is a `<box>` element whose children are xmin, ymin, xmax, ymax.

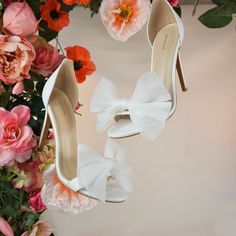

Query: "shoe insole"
<box><xmin>152</xmin><ymin>23</ymin><xmax>180</xmax><ymax>106</ymax></box>
<box><xmin>48</xmin><ymin>88</ymin><xmax>78</xmax><ymax>180</ymax></box>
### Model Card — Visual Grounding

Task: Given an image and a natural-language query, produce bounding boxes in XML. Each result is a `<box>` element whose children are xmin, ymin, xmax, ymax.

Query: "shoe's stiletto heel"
<box><xmin>176</xmin><ymin>54</ymin><xmax>188</xmax><ymax>92</ymax></box>
<box><xmin>38</xmin><ymin>111</ymin><xmax>51</xmax><ymax>150</ymax></box>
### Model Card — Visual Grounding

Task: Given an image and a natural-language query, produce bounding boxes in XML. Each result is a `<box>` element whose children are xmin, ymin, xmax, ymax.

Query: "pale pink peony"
<box><xmin>100</xmin><ymin>0</ymin><xmax>150</xmax><ymax>41</ymax></box>
<box><xmin>3</xmin><ymin>2</ymin><xmax>38</xmax><ymax>37</ymax></box>
<box><xmin>168</xmin><ymin>0</ymin><xmax>179</xmax><ymax>7</ymax></box>
<box><xmin>21</xmin><ymin>221</ymin><xmax>53</xmax><ymax>236</ymax></box>
<box><xmin>0</xmin><ymin>35</ymin><xmax>36</xmax><ymax>85</ymax></box>
<box><xmin>41</xmin><ymin>164</ymin><xmax>99</xmax><ymax>214</ymax></box>
<box><xmin>0</xmin><ymin>105</ymin><xmax>36</xmax><ymax>166</ymax></box>
<box><xmin>32</xmin><ymin>44</ymin><xmax>63</xmax><ymax>77</ymax></box>
<box><xmin>0</xmin><ymin>217</ymin><xmax>14</xmax><ymax>236</ymax></box>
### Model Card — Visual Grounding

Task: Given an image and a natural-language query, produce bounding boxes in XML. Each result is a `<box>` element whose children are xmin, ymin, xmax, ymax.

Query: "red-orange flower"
<box><xmin>63</xmin><ymin>0</ymin><xmax>91</xmax><ymax>5</ymax></box>
<box><xmin>40</xmin><ymin>0</ymin><xmax>69</xmax><ymax>31</ymax></box>
<box><xmin>65</xmin><ymin>46</ymin><xmax>96</xmax><ymax>84</ymax></box>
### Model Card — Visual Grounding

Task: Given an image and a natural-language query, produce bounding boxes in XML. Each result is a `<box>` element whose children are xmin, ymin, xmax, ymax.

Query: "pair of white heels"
<box><xmin>39</xmin><ymin>0</ymin><xmax>187</xmax><ymax>203</ymax></box>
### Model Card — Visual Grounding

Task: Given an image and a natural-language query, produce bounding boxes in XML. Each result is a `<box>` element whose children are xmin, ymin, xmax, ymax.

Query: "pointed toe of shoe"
<box><xmin>105</xmin><ymin>180</ymin><xmax>129</xmax><ymax>203</ymax></box>
<box><xmin>108</xmin><ymin>119</ymin><xmax>139</xmax><ymax>139</ymax></box>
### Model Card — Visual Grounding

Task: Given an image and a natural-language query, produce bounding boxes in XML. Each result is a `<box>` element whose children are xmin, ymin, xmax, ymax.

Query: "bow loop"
<box><xmin>90</xmin><ymin>78</ymin><xmax>129</xmax><ymax>131</ymax></box>
<box><xmin>91</xmin><ymin>72</ymin><xmax>172</xmax><ymax>140</ymax></box>
<box><xmin>77</xmin><ymin>139</ymin><xmax>132</xmax><ymax>202</ymax></box>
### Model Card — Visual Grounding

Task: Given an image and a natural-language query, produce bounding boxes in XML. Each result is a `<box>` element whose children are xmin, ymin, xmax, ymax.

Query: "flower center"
<box><xmin>50</xmin><ymin>10</ymin><xmax>60</xmax><ymax>20</ymax></box>
<box><xmin>118</xmin><ymin>4</ymin><xmax>133</xmax><ymax>21</ymax></box>
<box><xmin>74</xmin><ymin>60</ymin><xmax>83</xmax><ymax>71</ymax></box>
<box><xmin>4</xmin><ymin>124</ymin><xmax>20</xmax><ymax>141</ymax></box>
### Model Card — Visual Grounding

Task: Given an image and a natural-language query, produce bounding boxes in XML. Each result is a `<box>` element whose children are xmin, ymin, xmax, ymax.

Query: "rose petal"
<box><xmin>11</xmin><ymin>105</ymin><xmax>30</xmax><ymax>127</ymax></box>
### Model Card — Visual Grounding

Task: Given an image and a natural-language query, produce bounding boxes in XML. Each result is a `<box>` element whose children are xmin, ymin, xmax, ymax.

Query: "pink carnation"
<box><xmin>0</xmin><ymin>105</ymin><xmax>36</xmax><ymax>166</ymax></box>
<box><xmin>0</xmin><ymin>35</ymin><xmax>35</xmax><ymax>85</ymax></box>
<box><xmin>29</xmin><ymin>189</ymin><xmax>47</xmax><ymax>212</ymax></box>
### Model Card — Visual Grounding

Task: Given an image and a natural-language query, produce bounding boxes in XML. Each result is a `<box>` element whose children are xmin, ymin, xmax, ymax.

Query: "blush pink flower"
<box><xmin>0</xmin><ymin>105</ymin><xmax>36</xmax><ymax>166</ymax></box>
<box><xmin>0</xmin><ymin>35</ymin><xmax>36</xmax><ymax>85</ymax></box>
<box><xmin>41</xmin><ymin>164</ymin><xmax>99</xmax><ymax>214</ymax></box>
<box><xmin>29</xmin><ymin>189</ymin><xmax>47</xmax><ymax>212</ymax></box>
<box><xmin>32</xmin><ymin>41</ymin><xmax>64</xmax><ymax>77</ymax></box>
<box><xmin>168</xmin><ymin>0</ymin><xmax>179</xmax><ymax>7</ymax></box>
<box><xmin>0</xmin><ymin>217</ymin><xmax>14</xmax><ymax>236</ymax></box>
<box><xmin>3</xmin><ymin>2</ymin><xmax>38</xmax><ymax>37</ymax></box>
<box><xmin>21</xmin><ymin>221</ymin><xmax>53</xmax><ymax>236</ymax></box>
<box><xmin>100</xmin><ymin>0</ymin><xmax>150</xmax><ymax>41</ymax></box>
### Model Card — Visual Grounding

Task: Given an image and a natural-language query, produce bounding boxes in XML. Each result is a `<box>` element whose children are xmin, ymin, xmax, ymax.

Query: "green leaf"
<box><xmin>36</xmin><ymin>79</ymin><xmax>46</xmax><ymax>94</ymax></box>
<box><xmin>1</xmin><ymin>205</ymin><xmax>15</xmax><ymax>218</ymax></box>
<box><xmin>212</xmin><ymin>0</ymin><xmax>225</xmax><ymax>5</ymax></box>
<box><xmin>89</xmin><ymin>0</ymin><xmax>103</xmax><ymax>16</ymax></box>
<box><xmin>26</xmin><ymin>0</ymin><xmax>41</xmax><ymax>19</ymax></box>
<box><xmin>174</xmin><ymin>6</ymin><xmax>181</xmax><ymax>17</ymax></box>
<box><xmin>198</xmin><ymin>5</ymin><xmax>235</xmax><ymax>28</ymax></box>
<box><xmin>39</xmin><ymin>21</ymin><xmax>58</xmax><ymax>42</ymax></box>
<box><xmin>24</xmin><ymin>212</ymin><xmax>39</xmax><ymax>230</ymax></box>
<box><xmin>0</xmin><ymin>93</ymin><xmax>10</xmax><ymax>107</ymax></box>
<box><xmin>23</xmin><ymin>79</ymin><xmax>34</xmax><ymax>92</ymax></box>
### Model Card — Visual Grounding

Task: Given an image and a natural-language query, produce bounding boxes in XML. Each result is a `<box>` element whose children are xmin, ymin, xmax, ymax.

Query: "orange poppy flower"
<box><xmin>63</xmin><ymin>0</ymin><xmax>91</xmax><ymax>5</ymax></box>
<box><xmin>65</xmin><ymin>45</ymin><xmax>96</xmax><ymax>84</ymax></box>
<box><xmin>40</xmin><ymin>0</ymin><xmax>70</xmax><ymax>32</ymax></box>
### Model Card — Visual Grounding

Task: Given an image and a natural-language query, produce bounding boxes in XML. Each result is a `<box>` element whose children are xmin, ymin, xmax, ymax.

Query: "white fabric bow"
<box><xmin>77</xmin><ymin>139</ymin><xmax>132</xmax><ymax>202</ymax></box>
<box><xmin>91</xmin><ymin>72</ymin><xmax>172</xmax><ymax>140</ymax></box>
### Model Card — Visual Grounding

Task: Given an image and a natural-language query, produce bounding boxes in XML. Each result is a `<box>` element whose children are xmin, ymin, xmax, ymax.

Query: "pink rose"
<box><xmin>21</xmin><ymin>221</ymin><xmax>54</xmax><ymax>236</ymax></box>
<box><xmin>3</xmin><ymin>2</ymin><xmax>38</xmax><ymax>37</ymax></box>
<box><xmin>0</xmin><ymin>35</ymin><xmax>36</xmax><ymax>85</ymax></box>
<box><xmin>0</xmin><ymin>217</ymin><xmax>14</xmax><ymax>236</ymax></box>
<box><xmin>168</xmin><ymin>0</ymin><xmax>179</xmax><ymax>7</ymax></box>
<box><xmin>29</xmin><ymin>189</ymin><xmax>47</xmax><ymax>212</ymax></box>
<box><xmin>32</xmin><ymin>44</ymin><xmax>63</xmax><ymax>77</ymax></box>
<box><xmin>0</xmin><ymin>105</ymin><xmax>36</xmax><ymax>166</ymax></box>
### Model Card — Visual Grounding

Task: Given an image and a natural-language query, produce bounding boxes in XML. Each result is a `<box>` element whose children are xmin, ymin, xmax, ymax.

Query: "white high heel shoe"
<box><xmin>39</xmin><ymin>59</ymin><xmax>131</xmax><ymax>202</ymax></box>
<box><xmin>90</xmin><ymin>0</ymin><xmax>187</xmax><ymax>140</ymax></box>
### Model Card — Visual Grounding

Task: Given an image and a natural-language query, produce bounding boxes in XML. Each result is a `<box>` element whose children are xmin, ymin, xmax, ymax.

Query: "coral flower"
<box><xmin>63</xmin><ymin>0</ymin><xmax>91</xmax><ymax>5</ymax></box>
<box><xmin>65</xmin><ymin>46</ymin><xmax>96</xmax><ymax>84</ymax></box>
<box><xmin>40</xmin><ymin>0</ymin><xmax>70</xmax><ymax>32</ymax></box>
<box><xmin>100</xmin><ymin>0</ymin><xmax>150</xmax><ymax>41</ymax></box>
<box><xmin>41</xmin><ymin>164</ymin><xmax>99</xmax><ymax>214</ymax></box>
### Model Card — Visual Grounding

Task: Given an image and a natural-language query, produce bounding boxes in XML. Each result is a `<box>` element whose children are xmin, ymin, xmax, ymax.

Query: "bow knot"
<box><xmin>77</xmin><ymin>139</ymin><xmax>132</xmax><ymax>202</ymax></box>
<box><xmin>91</xmin><ymin>72</ymin><xmax>172</xmax><ymax>140</ymax></box>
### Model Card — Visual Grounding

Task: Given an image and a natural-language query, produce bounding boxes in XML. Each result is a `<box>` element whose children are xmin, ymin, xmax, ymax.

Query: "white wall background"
<box><xmin>42</xmin><ymin>4</ymin><xmax>236</xmax><ymax>236</ymax></box>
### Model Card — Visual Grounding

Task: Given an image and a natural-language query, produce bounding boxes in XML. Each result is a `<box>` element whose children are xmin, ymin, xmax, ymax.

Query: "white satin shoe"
<box><xmin>39</xmin><ymin>59</ymin><xmax>131</xmax><ymax>202</ymax></box>
<box><xmin>91</xmin><ymin>0</ymin><xmax>187</xmax><ymax>140</ymax></box>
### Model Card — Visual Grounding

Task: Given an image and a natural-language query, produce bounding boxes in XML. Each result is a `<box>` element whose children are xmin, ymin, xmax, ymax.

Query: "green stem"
<box><xmin>56</xmin><ymin>35</ymin><xmax>65</xmax><ymax>56</ymax></box>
